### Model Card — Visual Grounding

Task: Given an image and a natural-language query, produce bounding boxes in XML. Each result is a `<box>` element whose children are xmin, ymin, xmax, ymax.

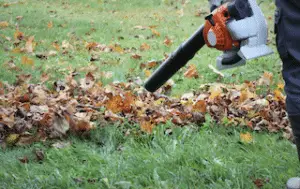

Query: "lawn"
<box><xmin>0</xmin><ymin>0</ymin><xmax>299</xmax><ymax>188</ymax></box>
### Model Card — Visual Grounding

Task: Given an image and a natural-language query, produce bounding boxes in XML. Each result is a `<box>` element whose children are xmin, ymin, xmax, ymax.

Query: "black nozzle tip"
<box><xmin>144</xmin><ymin>82</ymin><xmax>157</xmax><ymax>93</ymax></box>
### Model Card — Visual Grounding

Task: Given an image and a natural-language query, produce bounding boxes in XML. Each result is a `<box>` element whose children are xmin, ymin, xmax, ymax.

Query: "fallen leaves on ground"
<box><xmin>0</xmin><ymin>70</ymin><xmax>291</xmax><ymax>147</ymax></box>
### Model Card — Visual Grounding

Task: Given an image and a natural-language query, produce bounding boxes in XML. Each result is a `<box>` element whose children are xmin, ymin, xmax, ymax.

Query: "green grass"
<box><xmin>1</xmin><ymin>124</ymin><xmax>300</xmax><ymax>189</ymax></box>
<box><xmin>0</xmin><ymin>0</ymin><xmax>299</xmax><ymax>188</ymax></box>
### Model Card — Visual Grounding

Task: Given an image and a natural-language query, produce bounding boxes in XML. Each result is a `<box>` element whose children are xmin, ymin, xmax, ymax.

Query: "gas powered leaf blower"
<box><xmin>144</xmin><ymin>0</ymin><xmax>273</xmax><ymax>92</ymax></box>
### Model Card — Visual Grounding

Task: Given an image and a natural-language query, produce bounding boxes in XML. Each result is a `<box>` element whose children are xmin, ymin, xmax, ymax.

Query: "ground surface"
<box><xmin>1</xmin><ymin>0</ymin><xmax>299</xmax><ymax>188</ymax></box>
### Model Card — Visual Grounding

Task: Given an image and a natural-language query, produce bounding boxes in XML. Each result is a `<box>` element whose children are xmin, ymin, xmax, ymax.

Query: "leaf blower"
<box><xmin>144</xmin><ymin>0</ymin><xmax>273</xmax><ymax>92</ymax></box>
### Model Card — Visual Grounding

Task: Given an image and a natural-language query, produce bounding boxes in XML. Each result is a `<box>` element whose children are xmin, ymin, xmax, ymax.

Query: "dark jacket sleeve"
<box><xmin>275</xmin><ymin>0</ymin><xmax>300</xmax><ymax>61</ymax></box>
<box><xmin>291</xmin><ymin>0</ymin><xmax>300</xmax><ymax>8</ymax></box>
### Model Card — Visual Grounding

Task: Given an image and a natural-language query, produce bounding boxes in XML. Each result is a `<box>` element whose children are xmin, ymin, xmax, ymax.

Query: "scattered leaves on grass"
<box><xmin>0</xmin><ymin>69</ymin><xmax>292</xmax><ymax>147</ymax></box>
<box><xmin>3</xmin><ymin>1</ymin><xmax>21</xmax><ymax>8</ymax></box>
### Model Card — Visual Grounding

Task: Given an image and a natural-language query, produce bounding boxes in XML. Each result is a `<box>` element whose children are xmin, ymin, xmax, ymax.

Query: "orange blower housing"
<box><xmin>203</xmin><ymin>4</ymin><xmax>240</xmax><ymax>51</ymax></box>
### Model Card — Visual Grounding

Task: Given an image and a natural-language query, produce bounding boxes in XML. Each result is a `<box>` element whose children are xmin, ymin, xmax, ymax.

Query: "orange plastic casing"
<box><xmin>203</xmin><ymin>4</ymin><xmax>240</xmax><ymax>51</ymax></box>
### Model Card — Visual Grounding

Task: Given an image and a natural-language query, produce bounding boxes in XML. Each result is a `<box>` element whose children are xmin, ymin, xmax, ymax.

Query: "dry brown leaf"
<box><xmin>86</xmin><ymin>42</ymin><xmax>99</xmax><ymax>51</ymax></box>
<box><xmin>102</xmin><ymin>71</ymin><xmax>113</xmax><ymax>79</ymax></box>
<box><xmin>277</xmin><ymin>82</ymin><xmax>284</xmax><ymax>90</ymax></box>
<box><xmin>73</xmin><ymin>119</ymin><xmax>93</xmax><ymax>132</ymax></box>
<box><xmin>209</xmin><ymin>85</ymin><xmax>222</xmax><ymax>100</ymax></box>
<box><xmin>35</xmin><ymin>149</ymin><xmax>45</xmax><ymax>161</ymax></box>
<box><xmin>274</xmin><ymin>89</ymin><xmax>285</xmax><ymax>102</ymax></box>
<box><xmin>105</xmin><ymin>92</ymin><xmax>134</xmax><ymax>113</ymax></box>
<box><xmin>52</xmin><ymin>42</ymin><xmax>60</xmax><ymax>51</ymax></box>
<box><xmin>105</xmin><ymin>95</ymin><xmax>123</xmax><ymax>113</ymax></box>
<box><xmin>5</xmin><ymin>134</ymin><xmax>19</xmax><ymax>145</ymax></box>
<box><xmin>112</xmin><ymin>44</ymin><xmax>124</xmax><ymax>54</ymax></box>
<box><xmin>176</xmin><ymin>8</ymin><xmax>184</xmax><ymax>17</ymax></box>
<box><xmin>258</xmin><ymin>72</ymin><xmax>273</xmax><ymax>86</ymax></box>
<box><xmin>40</xmin><ymin>72</ymin><xmax>49</xmax><ymax>83</ymax></box>
<box><xmin>140</xmin><ymin>43</ymin><xmax>150</xmax><ymax>51</ymax></box>
<box><xmin>18</xmin><ymin>156</ymin><xmax>29</xmax><ymax>164</ymax></box>
<box><xmin>11</xmin><ymin>47</ymin><xmax>22</xmax><ymax>54</ymax></box>
<box><xmin>51</xmin><ymin>141</ymin><xmax>71</xmax><ymax>149</ymax></box>
<box><xmin>16</xmin><ymin>74</ymin><xmax>31</xmax><ymax>85</ymax></box>
<box><xmin>16</xmin><ymin>135</ymin><xmax>37</xmax><ymax>146</ymax></box>
<box><xmin>146</xmin><ymin>60</ymin><xmax>158</xmax><ymax>68</ymax></box>
<box><xmin>16</xmin><ymin>16</ymin><xmax>23</xmax><ymax>21</ymax></box>
<box><xmin>164</xmin><ymin>36</ymin><xmax>172</xmax><ymax>46</ymax></box>
<box><xmin>140</xmin><ymin>121</ymin><xmax>154</xmax><ymax>133</ymax></box>
<box><xmin>184</xmin><ymin>64</ymin><xmax>198</xmax><ymax>78</ymax></box>
<box><xmin>144</xmin><ymin>70</ymin><xmax>152</xmax><ymax>77</ymax></box>
<box><xmin>30</xmin><ymin>85</ymin><xmax>48</xmax><ymax>104</ymax></box>
<box><xmin>0</xmin><ymin>34</ymin><xmax>11</xmax><ymax>41</ymax></box>
<box><xmin>240</xmin><ymin>132</ymin><xmax>253</xmax><ymax>143</ymax></box>
<box><xmin>131</xmin><ymin>54</ymin><xmax>142</xmax><ymax>59</ymax></box>
<box><xmin>47</xmin><ymin>21</ymin><xmax>53</xmax><ymax>29</ymax></box>
<box><xmin>14</xmin><ymin>30</ymin><xmax>24</xmax><ymax>40</ymax></box>
<box><xmin>239</xmin><ymin>89</ymin><xmax>256</xmax><ymax>103</ymax></box>
<box><xmin>3</xmin><ymin>1</ymin><xmax>20</xmax><ymax>8</ymax></box>
<box><xmin>151</xmin><ymin>29</ymin><xmax>160</xmax><ymax>37</ymax></box>
<box><xmin>193</xmin><ymin>100</ymin><xmax>206</xmax><ymax>113</ymax></box>
<box><xmin>25</xmin><ymin>36</ymin><xmax>34</xmax><ymax>53</ymax></box>
<box><xmin>133</xmin><ymin>25</ymin><xmax>148</xmax><ymax>30</ymax></box>
<box><xmin>79</xmin><ymin>72</ymin><xmax>95</xmax><ymax>91</ymax></box>
<box><xmin>62</xmin><ymin>40</ymin><xmax>72</xmax><ymax>50</ymax></box>
<box><xmin>21</xmin><ymin>56</ymin><xmax>34</xmax><ymax>66</ymax></box>
<box><xmin>50</xmin><ymin>114</ymin><xmax>70</xmax><ymax>138</ymax></box>
<box><xmin>0</xmin><ymin>21</ymin><xmax>9</xmax><ymax>28</ymax></box>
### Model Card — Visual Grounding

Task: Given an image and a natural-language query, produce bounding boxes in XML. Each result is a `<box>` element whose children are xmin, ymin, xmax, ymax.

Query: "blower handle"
<box><xmin>144</xmin><ymin>25</ymin><xmax>205</xmax><ymax>92</ymax></box>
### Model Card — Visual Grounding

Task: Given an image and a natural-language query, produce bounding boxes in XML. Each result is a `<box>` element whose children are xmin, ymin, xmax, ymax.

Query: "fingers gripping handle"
<box><xmin>144</xmin><ymin>25</ymin><xmax>206</xmax><ymax>92</ymax></box>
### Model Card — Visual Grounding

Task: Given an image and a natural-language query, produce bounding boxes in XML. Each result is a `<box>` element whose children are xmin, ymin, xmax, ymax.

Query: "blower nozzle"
<box><xmin>144</xmin><ymin>25</ymin><xmax>205</xmax><ymax>92</ymax></box>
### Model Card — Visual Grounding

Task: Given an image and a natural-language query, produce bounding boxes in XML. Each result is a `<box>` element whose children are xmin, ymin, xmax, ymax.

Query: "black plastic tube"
<box><xmin>144</xmin><ymin>25</ymin><xmax>205</xmax><ymax>92</ymax></box>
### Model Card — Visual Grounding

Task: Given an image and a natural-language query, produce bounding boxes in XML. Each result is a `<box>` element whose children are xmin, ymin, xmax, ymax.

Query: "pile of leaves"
<box><xmin>0</xmin><ymin>69</ymin><xmax>290</xmax><ymax>147</ymax></box>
